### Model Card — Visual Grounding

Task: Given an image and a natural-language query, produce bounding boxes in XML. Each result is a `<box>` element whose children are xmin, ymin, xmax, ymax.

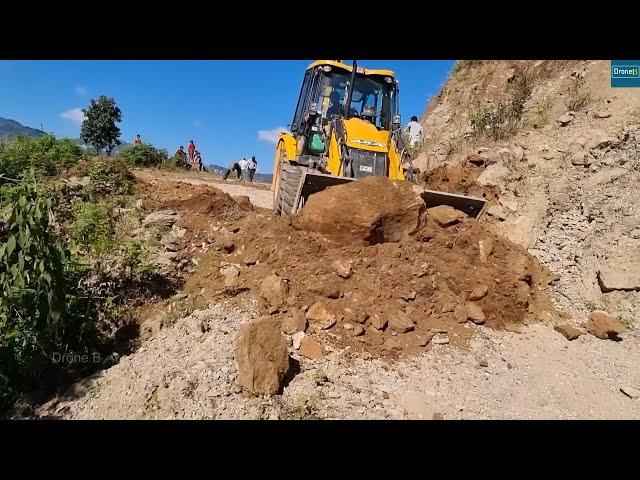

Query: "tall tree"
<box><xmin>80</xmin><ymin>96</ymin><xmax>122</xmax><ymax>155</ymax></box>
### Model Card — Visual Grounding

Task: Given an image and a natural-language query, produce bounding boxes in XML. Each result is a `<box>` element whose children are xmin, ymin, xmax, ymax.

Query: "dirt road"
<box><xmin>134</xmin><ymin>169</ymin><xmax>274</xmax><ymax>210</ymax></box>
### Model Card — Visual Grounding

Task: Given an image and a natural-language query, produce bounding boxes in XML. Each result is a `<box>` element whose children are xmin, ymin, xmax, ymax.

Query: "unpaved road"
<box><xmin>134</xmin><ymin>169</ymin><xmax>274</xmax><ymax>210</ymax></box>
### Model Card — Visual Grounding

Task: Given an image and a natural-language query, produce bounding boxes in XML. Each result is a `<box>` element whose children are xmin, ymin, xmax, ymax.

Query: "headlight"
<box><xmin>322</xmin><ymin>65</ymin><xmax>332</xmax><ymax>72</ymax></box>
<box><xmin>384</xmin><ymin>76</ymin><xmax>393</xmax><ymax>83</ymax></box>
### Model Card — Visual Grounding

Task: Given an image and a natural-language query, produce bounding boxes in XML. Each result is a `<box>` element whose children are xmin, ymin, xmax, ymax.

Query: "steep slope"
<box><xmin>416</xmin><ymin>60</ymin><xmax>640</xmax><ymax>327</ymax></box>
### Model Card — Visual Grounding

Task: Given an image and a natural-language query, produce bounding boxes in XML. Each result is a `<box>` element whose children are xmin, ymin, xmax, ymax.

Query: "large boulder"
<box><xmin>585</xmin><ymin>311</ymin><xmax>626</xmax><ymax>340</ymax></box>
<box><xmin>235</xmin><ymin>316</ymin><xmax>290</xmax><ymax>395</ymax></box>
<box><xmin>293</xmin><ymin>176</ymin><xmax>426</xmax><ymax>245</ymax></box>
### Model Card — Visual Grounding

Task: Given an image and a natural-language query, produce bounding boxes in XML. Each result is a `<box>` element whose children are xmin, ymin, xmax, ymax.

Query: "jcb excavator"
<box><xmin>272</xmin><ymin>60</ymin><xmax>486</xmax><ymax>218</ymax></box>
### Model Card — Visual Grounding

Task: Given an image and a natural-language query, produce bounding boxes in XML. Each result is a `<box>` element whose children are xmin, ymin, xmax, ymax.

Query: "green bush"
<box><xmin>71</xmin><ymin>201</ymin><xmax>115</xmax><ymax>256</ymax></box>
<box><xmin>0</xmin><ymin>135</ymin><xmax>84</xmax><ymax>179</ymax></box>
<box><xmin>120</xmin><ymin>143</ymin><xmax>169</xmax><ymax>167</ymax></box>
<box><xmin>0</xmin><ymin>180</ymin><xmax>74</xmax><ymax>407</ymax></box>
<box><xmin>564</xmin><ymin>76</ymin><xmax>591</xmax><ymax>112</ymax></box>
<box><xmin>71</xmin><ymin>157</ymin><xmax>134</xmax><ymax>199</ymax></box>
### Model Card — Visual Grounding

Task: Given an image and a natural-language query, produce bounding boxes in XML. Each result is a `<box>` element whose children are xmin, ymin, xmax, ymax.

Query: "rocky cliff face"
<box><xmin>416</xmin><ymin>60</ymin><xmax>640</xmax><ymax>326</ymax></box>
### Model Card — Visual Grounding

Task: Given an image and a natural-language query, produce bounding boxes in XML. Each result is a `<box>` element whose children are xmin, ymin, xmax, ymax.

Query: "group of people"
<box><xmin>223</xmin><ymin>156</ymin><xmax>258</xmax><ymax>182</ymax></box>
<box><xmin>175</xmin><ymin>140</ymin><xmax>203</xmax><ymax>171</ymax></box>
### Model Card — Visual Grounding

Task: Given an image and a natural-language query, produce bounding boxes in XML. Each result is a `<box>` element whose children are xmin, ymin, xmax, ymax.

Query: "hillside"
<box><xmin>0</xmin><ymin>117</ymin><xmax>47</xmax><ymax>138</ymax></box>
<box><xmin>417</xmin><ymin>60</ymin><xmax>640</xmax><ymax>327</ymax></box>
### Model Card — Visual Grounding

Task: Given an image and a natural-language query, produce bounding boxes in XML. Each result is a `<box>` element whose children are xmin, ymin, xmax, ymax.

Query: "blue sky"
<box><xmin>0</xmin><ymin>60</ymin><xmax>454</xmax><ymax>173</ymax></box>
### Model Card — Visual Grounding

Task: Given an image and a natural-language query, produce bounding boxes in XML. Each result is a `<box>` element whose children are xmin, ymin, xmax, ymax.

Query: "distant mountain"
<box><xmin>0</xmin><ymin>117</ymin><xmax>47</xmax><ymax>138</ymax></box>
<box><xmin>0</xmin><ymin>116</ymin><xmax>131</xmax><ymax>153</ymax></box>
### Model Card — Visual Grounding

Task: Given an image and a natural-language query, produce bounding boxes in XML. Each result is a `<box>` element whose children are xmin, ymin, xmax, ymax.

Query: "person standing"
<box><xmin>188</xmin><ymin>140</ymin><xmax>196</xmax><ymax>165</ymax></box>
<box><xmin>238</xmin><ymin>157</ymin><xmax>248</xmax><ymax>180</ymax></box>
<box><xmin>404</xmin><ymin>116</ymin><xmax>423</xmax><ymax>147</ymax></box>
<box><xmin>247</xmin><ymin>155</ymin><xmax>257</xmax><ymax>182</ymax></box>
<box><xmin>134</xmin><ymin>134</ymin><xmax>142</xmax><ymax>145</ymax></box>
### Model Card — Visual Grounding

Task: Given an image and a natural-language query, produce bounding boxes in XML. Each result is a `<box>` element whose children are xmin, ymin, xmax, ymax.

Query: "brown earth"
<box><xmin>133</xmin><ymin>175</ymin><xmax>555</xmax><ymax>361</ymax></box>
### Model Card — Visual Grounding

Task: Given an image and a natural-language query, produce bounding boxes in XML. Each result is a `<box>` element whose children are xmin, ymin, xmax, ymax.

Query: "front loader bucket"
<box><xmin>290</xmin><ymin>170</ymin><xmax>355</xmax><ymax>214</ymax></box>
<box><xmin>422</xmin><ymin>189</ymin><xmax>487</xmax><ymax>219</ymax></box>
<box><xmin>290</xmin><ymin>171</ymin><xmax>487</xmax><ymax>220</ymax></box>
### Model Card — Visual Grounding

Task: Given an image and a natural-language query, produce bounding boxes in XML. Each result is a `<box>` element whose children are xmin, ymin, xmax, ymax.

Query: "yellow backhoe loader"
<box><xmin>272</xmin><ymin>60</ymin><xmax>486</xmax><ymax>218</ymax></box>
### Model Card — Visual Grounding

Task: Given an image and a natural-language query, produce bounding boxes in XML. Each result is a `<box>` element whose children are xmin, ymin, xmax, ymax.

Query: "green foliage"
<box><xmin>452</xmin><ymin>60</ymin><xmax>483</xmax><ymax>75</ymax></box>
<box><xmin>80</xmin><ymin>96</ymin><xmax>122</xmax><ymax>155</ymax></box>
<box><xmin>120</xmin><ymin>143</ymin><xmax>169</xmax><ymax>167</ymax></box>
<box><xmin>84</xmin><ymin>158</ymin><xmax>133</xmax><ymax>198</ymax></box>
<box><xmin>0</xmin><ymin>135</ymin><xmax>84</xmax><ymax>179</ymax></box>
<box><xmin>470</xmin><ymin>65</ymin><xmax>535</xmax><ymax>140</ymax></box>
<box><xmin>0</xmin><ymin>180</ymin><xmax>73</xmax><ymax>405</ymax></box>
<box><xmin>564</xmin><ymin>76</ymin><xmax>591</xmax><ymax>112</ymax></box>
<box><xmin>70</xmin><ymin>201</ymin><xmax>115</xmax><ymax>256</ymax></box>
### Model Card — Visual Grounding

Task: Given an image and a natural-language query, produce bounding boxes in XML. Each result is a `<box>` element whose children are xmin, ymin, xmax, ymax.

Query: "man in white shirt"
<box><xmin>404</xmin><ymin>116</ymin><xmax>423</xmax><ymax>147</ymax></box>
<box><xmin>238</xmin><ymin>158</ymin><xmax>249</xmax><ymax>180</ymax></box>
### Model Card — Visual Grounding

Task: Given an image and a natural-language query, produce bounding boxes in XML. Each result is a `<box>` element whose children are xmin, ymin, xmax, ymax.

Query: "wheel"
<box><xmin>274</xmin><ymin>160</ymin><xmax>304</xmax><ymax>216</ymax></box>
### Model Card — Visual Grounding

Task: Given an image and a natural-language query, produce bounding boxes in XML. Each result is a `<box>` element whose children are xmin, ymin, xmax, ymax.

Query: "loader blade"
<box><xmin>422</xmin><ymin>189</ymin><xmax>487</xmax><ymax>219</ymax></box>
<box><xmin>290</xmin><ymin>170</ymin><xmax>355</xmax><ymax>214</ymax></box>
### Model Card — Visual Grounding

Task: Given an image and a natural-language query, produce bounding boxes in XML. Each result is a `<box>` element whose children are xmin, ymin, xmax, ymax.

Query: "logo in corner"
<box><xmin>611</xmin><ymin>60</ymin><xmax>640</xmax><ymax>87</ymax></box>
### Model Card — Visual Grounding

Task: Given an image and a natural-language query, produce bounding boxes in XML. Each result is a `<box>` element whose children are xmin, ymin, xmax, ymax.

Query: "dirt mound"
<box><xmin>167</xmin><ymin>179</ymin><xmax>555</xmax><ymax>360</ymax></box>
<box><xmin>423</xmin><ymin>160</ymin><xmax>499</xmax><ymax>202</ymax></box>
<box><xmin>293</xmin><ymin>176</ymin><xmax>426</xmax><ymax>245</ymax></box>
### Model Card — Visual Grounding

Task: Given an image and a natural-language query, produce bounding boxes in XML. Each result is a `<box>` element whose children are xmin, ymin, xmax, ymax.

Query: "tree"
<box><xmin>80</xmin><ymin>96</ymin><xmax>122</xmax><ymax>156</ymax></box>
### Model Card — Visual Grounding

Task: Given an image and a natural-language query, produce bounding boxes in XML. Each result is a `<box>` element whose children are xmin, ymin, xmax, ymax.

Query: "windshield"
<box><xmin>319</xmin><ymin>71</ymin><xmax>393</xmax><ymax>129</ymax></box>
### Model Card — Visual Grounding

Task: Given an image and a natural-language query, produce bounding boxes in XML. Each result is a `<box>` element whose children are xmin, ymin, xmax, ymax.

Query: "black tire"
<box><xmin>274</xmin><ymin>161</ymin><xmax>304</xmax><ymax>216</ymax></box>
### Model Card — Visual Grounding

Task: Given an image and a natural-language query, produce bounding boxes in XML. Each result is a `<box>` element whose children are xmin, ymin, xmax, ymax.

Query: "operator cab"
<box><xmin>289</xmin><ymin>60</ymin><xmax>403</xmax><ymax>175</ymax></box>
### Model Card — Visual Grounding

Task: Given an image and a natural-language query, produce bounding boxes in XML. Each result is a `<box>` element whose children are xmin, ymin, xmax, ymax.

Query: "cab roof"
<box><xmin>307</xmin><ymin>60</ymin><xmax>396</xmax><ymax>78</ymax></box>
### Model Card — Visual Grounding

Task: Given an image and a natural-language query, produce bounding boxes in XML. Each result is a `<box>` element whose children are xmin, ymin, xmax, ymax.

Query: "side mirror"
<box><xmin>392</xmin><ymin>115</ymin><xmax>401</xmax><ymax>131</ymax></box>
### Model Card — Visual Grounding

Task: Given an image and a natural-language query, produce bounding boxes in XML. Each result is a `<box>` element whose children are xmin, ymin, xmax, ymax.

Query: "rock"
<box><xmin>466</xmin><ymin>302</ymin><xmax>486</xmax><ymax>324</ymax></box>
<box><xmin>499</xmin><ymin>198</ymin><xmax>519</xmax><ymax>212</ymax></box>
<box><xmin>620</xmin><ymin>386</ymin><xmax>639</xmax><ymax>399</ymax></box>
<box><xmin>479</xmin><ymin>359</ymin><xmax>488</xmax><ymax>368</ymax></box>
<box><xmin>234</xmin><ymin>316</ymin><xmax>290</xmax><ymax>396</ymax></box>
<box><xmin>454</xmin><ymin>305</ymin><xmax>468</xmax><ymax>323</ymax></box>
<box><xmin>331</xmin><ymin>259</ymin><xmax>352</xmax><ymax>279</ymax></box>
<box><xmin>428</xmin><ymin>205</ymin><xmax>467</xmax><ymax>227</ymax></box>
<box><xmin>293</xmin><ymin>176</ymin><xmax>426</xmax><ymax>245</ymax></box>
<box><xmin>292</xmin><ymin>331</ymin><xmax>305</xmax><ymax>350</ymax></box>
<box><xmin>432</xmin><ymin>412</ymin><xmax>444</xmax><ymax>420</ymax></box>
<box><xmin>160</xmin><ymin>234</ymin><xmax>180</xmax><ymax>251</ymax></box>
<box><xmin>467</xmin><ymin>153</ymin><xmax>487</xmax><ymax>166</ymax></box>
<box><xmin>388</xmin><ymin>311</ymin><xmax>415</xmax><ymax>333</ymax></box>
<box><xmin>477</xmin><ymin>163</ymin><xmax>511</xmax><ymax>188</ymax></box>
<box><xmin>598</xmin><ymin>262</ymin><xmax>640</xmax><ymax>292</ymax></box>
<box><xmin>585</xmin><ymin>311</ymin><xmax>626</xmax><ymax>340</ymax></box>
<box><xmin>352</xmin><ymin>325</ymin><xmax>365</xmax><ymax>336</ymax></box>
<box><xmin>369</xmin><ymin>313</ymin><xmax>388</xmax><ymax>331</ymax></box>
<box><xmin>401</xmin><ymin>290</ymin><xmax>417</xmax><ymax>301</ymax></box>
<box><xmin>223</xmin><ymin>239</ymin><xmax>235</xmax><ymax>253</ymax></box>
<box><xmin>298</xmin><ymin>337</ymin><xmax>325</xmax><ymax>360</ymax></box>
<box><xmin>554</xmin><ymin>324</ymin><xmax>584</xmax><ymax>341</ymax></box>
<box><xmin>570</xmin><ymin>150</ymin><xmax>590</xmax><ymax>166</ymax></box>
<box><xmin>343</xmin><ymin>323</ymin><xmax>354</xmax><ymax>330</ymax></box>
<box><xmin>357</xmin><ymin>312</ymin><xmax>369</xmax><ymax>324</ymax></box>
<box><xmin>281</xmin><ymin>310</ymin><xmax>308</xmax><ymax>335</ymax></box>
<box><xmin>306</xmin><ymin>302</ymin><xmax>337</xmax><ymax>330</ymax></box>
<box><xmin>478</xmin><ymin>237</ymin><xmax>494</xmax><ymax>262</ymax></box>
<box><xmin>432</xmin><ymin>333</ymin><xmax>449</xmax><ymax>345</ymax></box>
<box><xmin>486</xmin><ymin>204</ymin><xmax>507</xmax><ymax>220</ymax></box>
<box><xmin>308</xmin><ymin>278</ymin><xmax>341</xmax><ymax>299</ymax></box>
<box><xmin>142</xmin><ymin>210</ymin><xmax>178</xmax><ymax>227</ymax></box>
<box><xmin>595</xmin><ymin>136</ymin><xmax>617</xmax><ymax>149</ymax></box>
<box><xmin>556</xmin><ymin>112</ymin><xmax>575</xmax><ymax>126</ymax></box>
<box><xmin>593</xmin><ymin>111</ymin><xmax>611</xmax><ymax>119</ymax></box>
<box><xmin>259</xmin><ymin>274</ymin><xmax>289</xmax><ymax>308</ymax></box>
<box><xmin>469</xmin><ymin>285</ymin><xmax>488</xmax><ymax>301</ymax></box>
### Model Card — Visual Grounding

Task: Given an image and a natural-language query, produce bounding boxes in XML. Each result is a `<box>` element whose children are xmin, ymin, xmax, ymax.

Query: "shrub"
<box><xmin>530</xmin><ymin>96</ymin><xmax>553</xmax><ymax>127</ymax></box>
<box><xmin>120</xmin><ymin>143</ymin><xmax>169</xmax><ymax>167</ymax></box>
<box><xmin>70</xmin><ymin>201</ymin><xmax>115</xmax><ymax>256</ymax></box>
<box><xmin>71</xmin><ymin>157</ymin><xmax>134</xmax><ymax>198</ymax></box>
<box><xmin>0</xmin><ymin>135</ymin><xmax>84</xmax><ymax>179</ymax></box>
<box><xmin>564</xmin><ymin>76</ymin><xmax>591</xmax><ymax>112</ymax></box>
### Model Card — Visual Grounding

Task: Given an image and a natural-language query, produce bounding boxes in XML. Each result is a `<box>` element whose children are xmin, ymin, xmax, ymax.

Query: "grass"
<box><xmin>564</xmin><ymin>76</ymin><xmax>591</xmax><ymax>112</ymax></box>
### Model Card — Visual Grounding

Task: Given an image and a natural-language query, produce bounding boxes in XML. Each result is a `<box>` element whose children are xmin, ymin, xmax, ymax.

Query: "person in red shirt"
<box><xmin>134</xmin><ymin>134</ymin><xmax>142</xmax><ymax>145</ymax></box>
<box><xmin>187</xmin><ymin>140</ymin><xmax>196</xmax><ymax>164</ymax></box>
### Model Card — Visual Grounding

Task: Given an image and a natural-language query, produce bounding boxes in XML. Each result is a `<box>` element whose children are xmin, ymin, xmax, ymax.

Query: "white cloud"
<box><xmin>75</xmin><ymin>85</ymin><xmax>87</xmax><ymax>96</ymax></box>
<box><xmin>60</xmin><ymin>108</ymin><xmax>86</xmax><ymax>126</ymax></box>
<box><xmin>257</xmin><ymin>126</ymin><xmax>289</xmax><ymax>144</ymax></box>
